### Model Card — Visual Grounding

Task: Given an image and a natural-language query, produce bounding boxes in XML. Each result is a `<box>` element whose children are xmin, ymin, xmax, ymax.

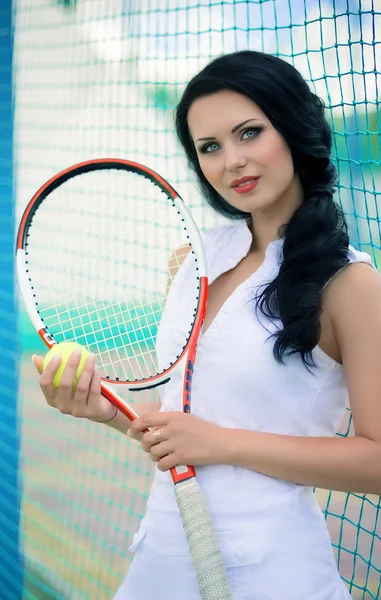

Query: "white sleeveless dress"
<box><xmin>114</xmin><ymin>218</ymin><xmax>374</xmax><ymax>600</ymax></box>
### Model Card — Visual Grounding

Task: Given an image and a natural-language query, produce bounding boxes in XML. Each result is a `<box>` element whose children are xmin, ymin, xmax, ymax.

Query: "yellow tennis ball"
<box><xmin>43</xmin><ymin>342</ymin><xmax>90</xmax><ymax>390</ymax></box>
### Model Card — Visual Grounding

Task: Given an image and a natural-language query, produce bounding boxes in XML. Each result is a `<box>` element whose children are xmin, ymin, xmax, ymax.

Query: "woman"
<box><xmin>33</xmin><ymin>51</ymin><xmax>381</xmax><ymax>599</ymax></box>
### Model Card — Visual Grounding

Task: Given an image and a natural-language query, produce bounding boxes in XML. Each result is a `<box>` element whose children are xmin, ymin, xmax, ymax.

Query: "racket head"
<box><xmin>16</xmin><ymin>158</ymin><xmax>207</xmax><ymax>389</ymax></box>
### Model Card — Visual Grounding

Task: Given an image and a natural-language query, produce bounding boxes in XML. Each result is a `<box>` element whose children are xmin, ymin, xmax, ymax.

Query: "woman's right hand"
<box><xmin>32</xmin><ymin>350</ymin><xmax>118</xmax><ymax>423</ymax></box>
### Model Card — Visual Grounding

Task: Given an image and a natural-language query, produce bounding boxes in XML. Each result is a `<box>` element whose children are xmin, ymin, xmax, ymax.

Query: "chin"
<box><xmin>230</xmin><ymin>197</ymin><xmax>274</xmax><ymax>214</ymax></box>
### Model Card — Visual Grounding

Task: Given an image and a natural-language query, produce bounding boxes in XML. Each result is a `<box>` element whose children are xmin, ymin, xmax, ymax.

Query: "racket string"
<box><xmin>26</xmin><ymin>167</ymin><xmax>200</xmax><ymax>382</ymax></box>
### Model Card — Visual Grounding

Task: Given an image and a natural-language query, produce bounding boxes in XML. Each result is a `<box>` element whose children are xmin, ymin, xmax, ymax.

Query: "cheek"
<box><xmin>198</xmin><ymin>158</ymin><xmax>220</xmax><ymax>187</ymax></box>
<box><xmin>266</xmin><ymin>135</ymin><xmax>294</xmax><ymax>173</ymax></box>
<box><xmin>260</xmin><ymin>139</ymin><xmax>295</xmax><ymax>191</ymax></box>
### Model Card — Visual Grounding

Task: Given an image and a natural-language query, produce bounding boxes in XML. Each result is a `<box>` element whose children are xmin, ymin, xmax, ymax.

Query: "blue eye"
<box><xmin>242</xmin><ymin>127</ymin><xmax>261</xmax><ymax>139</ymax></box>
<box><xmin>199</xmin><ymin>127</ymin><xmax>262</xmax><ymax>153</ymax></box>
<box><xmin>201</xmin><ymin>142</ymin><xmax>220</xmax><ymax>153</ymax></box>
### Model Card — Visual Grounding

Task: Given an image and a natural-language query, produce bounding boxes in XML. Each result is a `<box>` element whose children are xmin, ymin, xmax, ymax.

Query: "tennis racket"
<box><xmin>16</xmin><ymin>158</ymin><xmax>232</xmax><ymax>600</ymax></box>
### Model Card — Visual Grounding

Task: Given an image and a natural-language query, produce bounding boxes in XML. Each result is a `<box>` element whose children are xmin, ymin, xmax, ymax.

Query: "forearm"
<box><xmin>102</xmin><ymin>401</ymin><xmax>161</xmax><ymax>435</ymax></box>
<box><xmin>225</xmin><ymin>429</ymin><xmax>381</xmax><ymax>495</ymax></box>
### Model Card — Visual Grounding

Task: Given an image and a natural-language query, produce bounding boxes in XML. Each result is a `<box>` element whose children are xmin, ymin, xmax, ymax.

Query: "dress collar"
<box><xmin>207</xmin><ymin>218</ymin><xmax>285</xmax><ymax>285</ymax></box>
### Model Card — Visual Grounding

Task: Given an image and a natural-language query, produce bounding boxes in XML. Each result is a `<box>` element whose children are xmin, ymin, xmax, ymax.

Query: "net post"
<box><xmin>0</xmin><ymin>2</ymin><xmax>24</xmax><ymax>596</ymax></box>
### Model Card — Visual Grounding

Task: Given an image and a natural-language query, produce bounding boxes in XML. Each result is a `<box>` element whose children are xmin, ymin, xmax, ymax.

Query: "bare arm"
<box><xmin>223</xmin><ymin>430</ymin><xmax>381</xmax><ymax>495</ymax></box>
<box><xmin>221</xmin><ymin>261</ymin><xmax>381</xmax><ymax>495</ymax></box>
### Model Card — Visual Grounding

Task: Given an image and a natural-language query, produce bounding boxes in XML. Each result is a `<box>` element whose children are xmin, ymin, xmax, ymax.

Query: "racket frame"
<box><xmin>16</xmin><ymin>158</ymin><xmax>207</xmax><ymax>387</ymax></box>
<box><xmin>16</xmin><ymin>158</ymin><xmax>207</xmax><ymax>482</ymax></box>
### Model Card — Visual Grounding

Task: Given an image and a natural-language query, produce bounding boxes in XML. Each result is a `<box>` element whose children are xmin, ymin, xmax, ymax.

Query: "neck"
<box><xmin>248</xmin><ymin>220</ymin><xmax>285</xmax><ymax>255</ymax></box>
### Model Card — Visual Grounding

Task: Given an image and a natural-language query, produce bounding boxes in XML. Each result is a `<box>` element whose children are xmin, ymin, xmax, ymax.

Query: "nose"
<box><xmin>224</xmin><ymin>143</ymin><xmax>247</xmax><ymax>172</ymax></box>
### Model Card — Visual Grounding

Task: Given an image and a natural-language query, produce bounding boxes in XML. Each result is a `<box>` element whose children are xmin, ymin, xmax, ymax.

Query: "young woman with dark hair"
<box><xmin>33</xmin><ymin>51</ymin><xmax>381</xmax><ymax>599</ymax></box>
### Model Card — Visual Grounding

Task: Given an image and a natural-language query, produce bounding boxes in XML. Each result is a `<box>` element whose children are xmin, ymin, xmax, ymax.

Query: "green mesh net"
<box><xmin>6</xmin><ymin>0</ymin><xmax>381</xmax><ymax>598</ymax></box>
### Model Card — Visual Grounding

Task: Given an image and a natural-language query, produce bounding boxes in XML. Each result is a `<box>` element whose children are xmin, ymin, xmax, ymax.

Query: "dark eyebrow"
<box><xmin>195</xmin><ymin>118</ymin><xmax>262</xmax><ymax>143</ymax></box>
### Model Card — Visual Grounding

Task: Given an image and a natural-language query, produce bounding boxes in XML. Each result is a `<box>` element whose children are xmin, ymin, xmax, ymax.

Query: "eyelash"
<box><xmin>199</xmin><ymin>127</ymin><xmax>263</xmax><ymax>154</ymax></box>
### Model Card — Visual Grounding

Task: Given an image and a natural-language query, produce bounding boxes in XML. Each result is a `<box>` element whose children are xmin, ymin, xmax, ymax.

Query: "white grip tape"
<box><xmin>175</xmin><ymin>479</ymin><xmax>233</xmax><ymax>600</ymax></box>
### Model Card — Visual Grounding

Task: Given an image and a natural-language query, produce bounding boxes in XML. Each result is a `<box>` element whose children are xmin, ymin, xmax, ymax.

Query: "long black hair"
<box><xmin>175</xmin><ymin>50</ymin><xmax>349</xmax><ymax>368</ymax></box>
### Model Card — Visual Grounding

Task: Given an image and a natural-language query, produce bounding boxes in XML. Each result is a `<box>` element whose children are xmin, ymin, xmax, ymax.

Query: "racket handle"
<box><xmin>175</xmin><ymin>478</ymin><xmax>232</xmax><ymax>600</ymax></box>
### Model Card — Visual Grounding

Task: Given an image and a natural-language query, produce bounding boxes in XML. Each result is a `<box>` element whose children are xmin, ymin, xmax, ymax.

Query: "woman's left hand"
<box><xmin>128</xmin><ymin>411</ymin><xmax>230</xmax><ymax>471</ymax></box>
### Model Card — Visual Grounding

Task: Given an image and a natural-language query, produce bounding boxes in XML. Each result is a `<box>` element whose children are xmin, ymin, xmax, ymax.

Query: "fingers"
<box><xmin>140</xmin><ymin>428</ymin><xmax>167</xmax><ymax>452</ymax></box>
<box><xmin>39</xmin><ymin>354</ymin><xmax>62</xmax><ymax>404</ymax></box>
<box><xmin>55</xmin><ymin>350</ymin><xmax>82</xmax><ymax>394</ymax></box>
<box><xmin>86</xmin><ymin>365</ymin><xmax>117</xmax><ymax>422</ymax></box>
<box><xmin>138</xmin><ymin>428</ymin><xmax>173</xmax><ymax>465</ymax></box>
<box><xmin>87</xmin><ymin>364</ymin><xmax>101</xmax><ymax>405</ymax></box>
<box><xmin>128</xmin><ymin>427</ymin><xmax>144</xmax><ymax>442</ymax></box>
<box><xmin>36</xmin><ymin>349</ymin><xmax>115</xmax><ymax>423</ymax></box>
<box><xmin>129</xmin><ymin>412</ymin><xmax>171</xmax><ymax>438</ymax></box>
<box><xmin>71</xmin><ymin>354</ymin><xmax>96</xmax><ymax>413</ymax></box>
<box><xmin>32</xmin><ymin>354</ymin><xmax>44</xmax><ymax>375</ymax></box>
<box><xmin>157</xmin><ymin>454</ymin><xmax>177</xmax><ymax>472</ymax></box>
<box><xmin>39</xmin><ymin>351</ymin><xmax>94</xmax><ymax>416</ymax></box>
<box><xmin>148</xmin><ymin>440</ymin><xmax>172</xmax><ymax>462</ymax></box>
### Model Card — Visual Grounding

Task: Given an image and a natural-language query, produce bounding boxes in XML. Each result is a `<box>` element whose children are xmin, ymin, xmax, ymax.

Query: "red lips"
<box><xmin>231</xmin><ymin>176</ymin><xmax>260</xmax><ymax>194</ymax></box>
<box><xmin>231</xmin><ymin>176</ymin><xmax>259</xmax><ymax>187</ymax></box>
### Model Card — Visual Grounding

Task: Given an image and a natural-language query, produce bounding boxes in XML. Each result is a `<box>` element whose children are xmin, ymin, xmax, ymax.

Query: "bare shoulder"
<box><xmin>166</xmin><ymin>244</ymin><xmax>192</xmax><ymax>293</ymax></box>
<box><xmin>319</xmin><ymin>262</ymin><xmax>380</xmax><ymax>364</ymax></box>
<box><xmin>324</xmin><ymin>262</ymin><xmax>381</xmax><ymax>442</ymax></box>
<box><xmin>323</xmin><ymin>261</ymin><xmax>381</xmax><ymax>322</ymax></box>
<box><xmin>168</xmin><ymin>244</ymin><xmax>192</xmax><ymax>276</ymax></box>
